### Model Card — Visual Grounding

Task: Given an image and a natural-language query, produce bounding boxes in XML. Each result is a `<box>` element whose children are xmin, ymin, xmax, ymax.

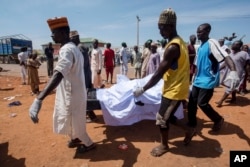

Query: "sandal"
<box><xmin>150</xmin><ymin>145</ymin><xmax>169</xmax><ymax>157</ymax></box>
<box><xmin>76</xmin><ymin>143</ymin><xmax>96</xmax><ymax>153</ymax></box>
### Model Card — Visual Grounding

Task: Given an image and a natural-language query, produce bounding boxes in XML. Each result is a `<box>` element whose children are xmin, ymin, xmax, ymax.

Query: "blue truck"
<box><xmin>0</xmin><ymin>34</ymin><xmax>32</xmax><ymax>64</ymax></box>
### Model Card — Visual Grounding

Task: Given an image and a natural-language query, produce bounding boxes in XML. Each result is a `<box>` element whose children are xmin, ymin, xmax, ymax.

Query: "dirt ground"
<box><xmin>0</xmin><ymin>63</ymin><xmax>250</xmax><ymax>167</ymax></box>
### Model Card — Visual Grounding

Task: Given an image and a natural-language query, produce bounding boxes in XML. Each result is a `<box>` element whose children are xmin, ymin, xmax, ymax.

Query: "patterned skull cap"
<box><xmin>158</xmin><ymin>8</ymin><xmax>177</xmax><ymax>25</ymax></box>
<box><xmin>151</xmin><ymin>42</ymin><xmax>158</xmax><ymax>47</ymax></box>
<box><xmin>69</xmin><ymin>30</ymin><xmax>79</xmax><ymax>38</ymax></box>
<box><xmin>47</xmin><ymin>17</ymin><xmax>69</xmax><ymax>30</ymax></box>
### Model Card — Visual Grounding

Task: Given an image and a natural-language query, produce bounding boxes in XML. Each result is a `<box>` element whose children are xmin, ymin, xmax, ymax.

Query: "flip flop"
<box><xmin>150</xmin><ymin>145</ymin><xmax>169</xmax><ymax>157</ymax></box>
<box><xmin>76</xmin><ymin>143</ymin><xmax>96</xmax><ymax>153</ymax></box>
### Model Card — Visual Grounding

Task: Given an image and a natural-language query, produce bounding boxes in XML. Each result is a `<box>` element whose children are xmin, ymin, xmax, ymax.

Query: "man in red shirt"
<box><xmin>103</xmin><ymin>43</ymin><xmax>115</xmax><ymax>84</ymax></box>
<box><xmin>187</xmin><ymin>34</ymin><xmax>196</xmax><ymax>83</ymax></box>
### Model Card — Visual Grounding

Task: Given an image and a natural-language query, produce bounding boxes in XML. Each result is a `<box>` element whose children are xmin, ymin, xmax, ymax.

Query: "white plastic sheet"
<box><xmin>97</xmin><ymin>74</ymin><xmax>184</xmax><ymax>126</ymax></box>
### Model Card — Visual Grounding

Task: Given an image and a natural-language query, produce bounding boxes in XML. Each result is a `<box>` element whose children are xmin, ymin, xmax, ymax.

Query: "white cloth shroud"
<box><xmin>96</xmin><ymin>74</ymin><xmax>184</xmax><ymax>126</ymax></box>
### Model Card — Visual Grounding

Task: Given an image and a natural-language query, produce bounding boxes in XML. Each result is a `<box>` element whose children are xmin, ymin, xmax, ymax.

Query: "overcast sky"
<box><xmin>1</xmin><ymin>0</ymin><xmax>250</xmax><ymax>49</ymax></box>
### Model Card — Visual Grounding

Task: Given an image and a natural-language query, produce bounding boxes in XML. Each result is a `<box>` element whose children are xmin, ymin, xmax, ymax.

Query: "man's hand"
<box><xmin>133</xmin><ymin>87</ymin><xmax>144</xmax><ymax>97</ymax></box>
<box><xmin>225</xmin><ymin>71</ymin><xmax>240</xmax><ymax>90</ymax></box>
<box><xmin>29</xmin><ymin>98</ymin><xmax>42</xmax><ymax>123</ymax></box>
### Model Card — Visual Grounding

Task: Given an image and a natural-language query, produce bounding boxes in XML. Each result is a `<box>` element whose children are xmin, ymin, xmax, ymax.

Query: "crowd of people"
<box><xmin>18</xmin><ymin>7</ymin><xmax>249</xmax><ymax>157</ymax></box>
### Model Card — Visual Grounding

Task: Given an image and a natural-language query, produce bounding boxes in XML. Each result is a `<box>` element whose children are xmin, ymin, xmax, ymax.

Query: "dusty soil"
<box><xmin>0</xmin><ymin>63</ymin><xmax>250</xmax><ymax>167</ymax></box>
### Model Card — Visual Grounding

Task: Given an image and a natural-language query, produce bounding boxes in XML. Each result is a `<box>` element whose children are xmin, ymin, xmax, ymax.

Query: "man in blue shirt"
<box><xmin>184</xmin><ymin>23</ymin><xmax>240</xmax><ymax>145</ymax></box>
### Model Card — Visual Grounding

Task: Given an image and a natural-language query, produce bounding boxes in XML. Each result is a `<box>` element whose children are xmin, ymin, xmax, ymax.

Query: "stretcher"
<box><xmin>86</xmin><ymin>88</ymin><xmax>101</xmax><ymax>110</ymax></box>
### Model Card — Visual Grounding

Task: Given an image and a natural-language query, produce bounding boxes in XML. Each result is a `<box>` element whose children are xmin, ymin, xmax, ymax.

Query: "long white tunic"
<box><xmin>90</xmin><ymin>48</ymin><xmax>103</xmax><ymax>87</ymax></box>
<box><xmin>53</xmin><ymin>42</ymin><xmax>92</xmax><ymax>146</ymax></box>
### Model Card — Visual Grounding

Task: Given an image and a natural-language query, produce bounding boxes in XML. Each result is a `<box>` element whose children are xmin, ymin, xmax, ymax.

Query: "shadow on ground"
<box><xmin>0</xmin><ymin>142</ymin><xmax>26</xmax><ymax>167</ymax></box>
<box><xmin>73</xmin><ymin>115</ymin><xmax>248</xmax><ymax>166</ymax></box>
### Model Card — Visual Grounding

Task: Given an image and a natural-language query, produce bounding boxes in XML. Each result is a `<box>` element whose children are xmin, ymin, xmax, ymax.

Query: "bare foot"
<box><xmin>150</xmin><ymin>144</ymin><xmax>169</xmax><ymax>157</ymax></box>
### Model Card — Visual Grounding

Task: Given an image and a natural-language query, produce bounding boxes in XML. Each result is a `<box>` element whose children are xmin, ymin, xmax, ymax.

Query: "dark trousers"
<box><xmin>187</xmin><ymin>86</ymin><xmax>222</xmax><ymax>127</ymax></box>
<box><xmin>47</xmin><ymin>59</ymin><xmax>54</xmax><ymax>77</ymax></box>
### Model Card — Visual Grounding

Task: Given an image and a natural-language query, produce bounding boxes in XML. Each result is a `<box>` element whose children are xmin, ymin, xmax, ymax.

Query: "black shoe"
<box><xmin>87</xmin><ymin>110</ymin><xmax>97</xmax><ymax>120</ymax></box>
<box><xmin>212</xmin><ymin>118</ymin><xmax>224</xmax><ymax>132</ymax></box>
<box><xmin>76</xmin><ymin>143</ymin><xmax>96</xmax><ymax>153</ymax></box>
<box><xmin>68</xmin><ymin>138</ymin><xmax>81</xmax><ymax>148</ymax></box>
<box><xmin>183</xmin><ymin>128</ymin><xmax>196</xmax><ymax>146</ymax></box>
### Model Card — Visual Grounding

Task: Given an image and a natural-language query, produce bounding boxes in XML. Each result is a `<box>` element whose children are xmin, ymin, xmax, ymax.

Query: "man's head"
<box><xmin>32</xmin><ymin>51</ymin><xmax>38</xmax><ymax>59</ymax></box>
<box><xmin>158</xmin><ymin>8</ymin><xmax>177</xmax><ymax>39</ymax></box>
<box><xmin>106</xmin><ymin>43</ymin><xmax>111</xmax><ymax>48</ymax></box>
<box><xmin>48</xmin><ymin>42</ymin><xmax>53</xmax><ymax>48</ymax></box>
<box><xmin>47</xmin><ymin>17</ymin><xmax>70</xmax><ymax>45</ymax></box>
<box><xmin>189</xmin><ymin>35</ymin><xmax>196</xmax><ymax>45</ymax></box>
<box><xmin>134</xmin><ymin>45</ymin><xmax>138</xmax><ymax>52</ymax></box>
<box><xmin>218</xmin><ymin>39</ymin><xmax>225</xmax><ymax>47</ymax></box>
<box><xmin>231</xmin><ymin>40</ymin><xmax>243</xmax><ymax>51</ymax></box>
<box><xmin>150</xmin><ymin>42</ymin><xmax>158</xmax><ymax>53</ymax></box>
<box><xmin>242</xmin><ymin>44</ymin><xmax>249</xmax><ymax>52</ymax></box>
<box><xmin>197</xmin><ymin>23</ymin><xmax>211</xmax><ymax>42</ymax></box>
<box><xmin>121</xmin><ymin>42</ymin><xmax>127</xmax><ymax>48</ymax></box>
<box><xmin>160</xmin><ymin>39</ymin><xmax>167</xmax><ymax>47</ymax></box>
<box><xmin>145</xmin><ymin>39</ymin><xmax>153</xmax><ymax>49</ymax></box>
<box><xmin>69</xmin><ymin>30</ymin><xmax>80</xmax><ymax>45</ymax></box>
<box><xmin>93</xmin><ymin>39</ymin><xmax>99</xmax><ymax>49</ymax></box>
<box><xmin>21</xmin><ymin>47</ymin><xmax>27</xmax><ymax>52</ymax></box>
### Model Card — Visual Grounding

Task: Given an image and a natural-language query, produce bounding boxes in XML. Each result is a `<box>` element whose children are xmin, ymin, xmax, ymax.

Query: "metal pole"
<box><xmin>136</xmin><ymin>16</ymin><xmax>140</xmax><ymax>47</ymax></box>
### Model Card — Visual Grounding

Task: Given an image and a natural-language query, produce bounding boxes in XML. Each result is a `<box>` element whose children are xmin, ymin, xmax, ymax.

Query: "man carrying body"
<box><xmin>134</xmin><ymin>8</ymin><xmax>190</xmax><ymax>157</ymax></box>
<box><xmin>184</xmin><ymin>23</ymin><xmax>239</xmax><ymax>145</ymax></box>
<box><xmin>29</xmin><ymin>17</ymin><xmax>95</xmax><ymax>153</ymax></box>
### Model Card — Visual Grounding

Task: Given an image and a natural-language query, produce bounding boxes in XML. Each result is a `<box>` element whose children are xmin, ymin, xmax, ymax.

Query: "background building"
<box><xmin>0</xmin><ymin>34</ymin><xmax>32</xmax><ymax>64</ymax></box>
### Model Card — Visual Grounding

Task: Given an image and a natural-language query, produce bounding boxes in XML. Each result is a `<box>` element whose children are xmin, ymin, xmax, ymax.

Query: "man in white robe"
<box><xmin>90</xmin><ymin>39</ymin><xmax>104</xmax><ymax>88</ymax></box>
<box><xmin>29</xmin><ymin>17</ymin><xmax>95</xmax><ymax>153</ymax></box>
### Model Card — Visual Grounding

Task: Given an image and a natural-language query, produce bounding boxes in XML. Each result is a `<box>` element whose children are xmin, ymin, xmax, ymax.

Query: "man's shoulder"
<box><xmin>60</xmin><ymin>42</ymin><xmax>78</xmax><ymax>53</ymax></box>
<box><xmin>208</xmin><ymin>38</ymin><xmax>220</xmax><ymax>46</ymax></box>
<box><xmin>18</xmin><ymin>52</ymin><xmax>24</xmax><ymax>56</ymax></box>
<box><xmin>238</xmin><ymin>50</ymin><xmax>249</xmax><ymax>57</ymax></box>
